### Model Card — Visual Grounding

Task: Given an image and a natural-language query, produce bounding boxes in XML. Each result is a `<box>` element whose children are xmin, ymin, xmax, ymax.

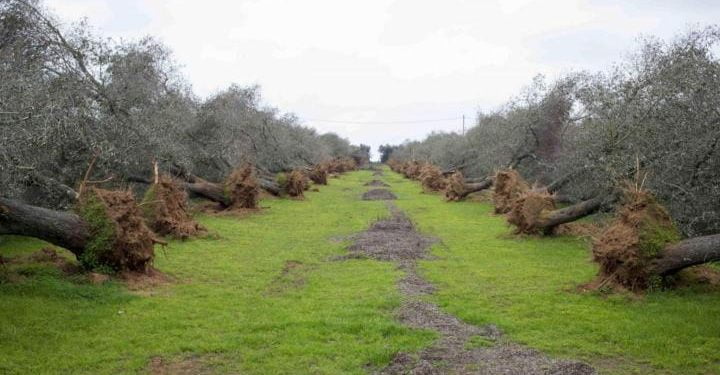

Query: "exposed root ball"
<box><xmin>387</xmin><ymin>159</ymin><xmax>403</xmax><ymax>173</ymax></box>
<box><xmin>309</xmin><ymin>164</ymin><xmax>328</xmax><ymax>185</ymax></box>
<box><xmin>492</xmin><ymin>170</ymin><xmax>529</xmax><ymax>214</ymax></box>
<box><xmin>362</xmin><ymin>189</ymin><xmax>397</xmax><ymax>200</ymax></box>
<box><xmin>592</xmin><ymin>190</ymin><xmax>680</xmax><ymax>291</ymax></box>
<box><xmin>76</xmin><ymin>188</ymin><xmax>156</xmax><ymax>272</ymax></box>
<box><xmin>142</xmin><ymin>175</ymin><xmax>205</xmax><ymax>239</ymax></box>
<box><xmin>507</xmin><ymin>191</ymin><xmax>556</xmax><ymax>234</ymax></box>
<box><xmin>444</xmin><ymin>171</ymin><xmax>466</xmax><ymax>201</ymax></box>
<box><xmin>225</xmin><ymin>164</ymin><xmax>260</xmax><ymax>209</ymax></box>
<box><xmin>326</xmin><ymin>158</ymin><xmax>358</xmax><ymax>173</ymax></box>
<box><xmin>282</xmin><ymin>169</ymin><xmax>307</xmax><ymax>197</ymax></box>
<box><xmin>419</xmin><ymin>164</ymin><xmax>447</xmax><ymax>192</ymax></box>
<box><xmin>340</xmin><ymin>158</ymin><xmax>358</xmax><ymax>172</ymax></box>
<box><xmin>403</xmin><ymin>161</ymin><xmax>425</xmax><ymax>179</ymax></box>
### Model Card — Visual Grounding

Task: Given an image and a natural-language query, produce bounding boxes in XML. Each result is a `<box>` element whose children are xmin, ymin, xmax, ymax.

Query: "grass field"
<box><xmin>385</xmin><ymin>171</ymin><xmax>720</xmax><ymax>374</ymax></box>
<box><xmin>1</xmin><ymin>169</ymin><xmax>719</xmax><ymax>374</ymax></box>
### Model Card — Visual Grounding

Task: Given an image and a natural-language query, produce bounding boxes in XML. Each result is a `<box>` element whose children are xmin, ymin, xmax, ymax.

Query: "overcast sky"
<box><xmin>46</xmin><ymin>0</ymin><xmax>719</xmax><ymax>157</ymax></box>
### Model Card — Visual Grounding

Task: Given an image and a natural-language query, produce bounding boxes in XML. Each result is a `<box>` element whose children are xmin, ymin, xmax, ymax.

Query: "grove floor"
<box><xmin>0</xmin><ymin>169</ymin><xmax>718</xmax><ymax>374</ymax></box>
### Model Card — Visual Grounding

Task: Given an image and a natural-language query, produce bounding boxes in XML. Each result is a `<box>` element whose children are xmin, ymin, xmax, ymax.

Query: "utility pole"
<box><xmin>462</xmin><ymin>114</ymin><xmax>465</xmax><ymax>135</ymax></box>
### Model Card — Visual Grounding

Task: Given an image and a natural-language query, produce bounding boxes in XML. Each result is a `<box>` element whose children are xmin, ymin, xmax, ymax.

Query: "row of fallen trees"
<box><xmin>388</xmin><ymin>159</ymin><xmax>720</xmax><ymax>292</ymax></box>
<box><xmin>0</xmin><ymin>158</ymin><xmax>359</xmax><ymax>274</ymax></box>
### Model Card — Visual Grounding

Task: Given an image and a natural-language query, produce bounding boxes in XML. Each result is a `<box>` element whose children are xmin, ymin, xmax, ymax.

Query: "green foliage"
<box><xmin>140</xmin><ymin>185</ymin><xmax>158</xmax><ymax>220</ymax></box>
<box><xmin>75</xmin><ymin>194</ymin><xmax>116</xmax><ymax>271</ymax></box>
<box><xmin>638</xmin><ymin>219</ymin><xmax>681</xmax><ymax>258</ymax></box>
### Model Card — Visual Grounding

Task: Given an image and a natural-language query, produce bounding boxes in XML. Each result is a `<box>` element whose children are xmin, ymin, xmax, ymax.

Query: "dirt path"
<box><xmin>348</xmin><ymin>201</ymin><xmax>595</xmax><ymax>375</ymax></box>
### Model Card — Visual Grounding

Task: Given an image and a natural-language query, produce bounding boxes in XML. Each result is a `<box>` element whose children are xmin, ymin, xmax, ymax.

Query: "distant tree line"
<box><xmin>0</xmin><ymin>0</ymin><xmax>367</xmax><ymax>210</ymax></box>
<box><xmin>386</xmin><ymin>26</ymin><xmax>720</xmax><ymax>237</ymax></box>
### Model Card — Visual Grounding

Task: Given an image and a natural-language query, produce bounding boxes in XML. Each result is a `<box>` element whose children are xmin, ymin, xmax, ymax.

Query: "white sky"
<box><xmin>46</xmin><ymin>0</ymin><xmax>720</xmax><ymax>158</ymax></box>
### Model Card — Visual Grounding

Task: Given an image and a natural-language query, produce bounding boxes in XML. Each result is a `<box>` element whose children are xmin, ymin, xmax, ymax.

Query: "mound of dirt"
<box><xmin>362</xmin><ymin>189</ymin><xmax>397</xmax><ymax>200</ymax></box>
<box><xmin>493</xmin><ymin>170</ymin><xmax>529</xmax><ymax>214</ymax></box>
<box><xmin>419</xmin><ymin>164</ymin><xmax>447</xmax><ymax>192</ymax></box>
<box><xmin>444</xmin><ymin>171</ymin><xmax>466</xmax><ymax>201</ymax></box>
<box><xmin>77</xmin><ymin>188</ymin><xmax>156</xmax><ymax>272</ymax></box>
<box><xmin>347</xmin><ymin>209</ymin><xmax>433</xmax><ymax>262</ymax></box>
<box><xmin>143</xmin><ymin>175</ymin><xmax>205</xmax><ymax>239</ymax></box>
<box><xmin>364</xmin><ymin>180</ymin><xmax>389</xmax><ymax>187</ymax></box>
<box><xmin>592</xmin><ymin>189</ymin><xmax>680</xmax><ymax>291</ymax></box>
<box><xmin>224</xmin><ymin>164</ymin><xmax>260</xmax><ymax>209</ymax></box>
<box><xmin>507</xmin><ymin>190</ymin><xmax>556</xmax><ymax>234</ymax></box>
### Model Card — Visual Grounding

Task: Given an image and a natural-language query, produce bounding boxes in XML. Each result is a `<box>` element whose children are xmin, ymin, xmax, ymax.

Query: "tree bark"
<box><xmin>184</xmin><ymin>181</ymin><xmax>231</xmax><ymax>206</ymax></box>
<box><xmin>0</xmin><ymin>197</ymin><xmax>88</xmax><ymax>256</ymax></box>
<box><xmin>455</xmin><ymin>177</ymin><xmax>494</xmax><ymax>200</ymax></box>
<box><xmin>650</xmin><ymin>234</ymin><xmax>720</xmax><ymax>276</ymax></box>
<box><xmin>257</xmin><ymin>177</ymin><xmax>282</xmax><ymax>196</ymax></box>
<box><xmin>536</xmin><ymin>195</ymin><xmax>609</xmax><ymax>233</ymax></box>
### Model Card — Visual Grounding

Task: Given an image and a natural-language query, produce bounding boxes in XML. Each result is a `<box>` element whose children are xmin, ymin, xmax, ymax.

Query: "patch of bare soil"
<box><xmin>365</xmin><ymin>180</ymin><xmax>390</xmax><ymax>187</ymax></box>
<box><xmin>347</xmin><ymin>204</ymin><xmax>595</xmax><ymax>374</ymax></box>
<box><xmin>362</xmin><ymin>189</ymin><xmax>397</xmax><ymax>201</ymax></box>
<box><xmin>373</xmin><ymin>170</ymin><xmax>384</xmax><ymax>176</ymax></box>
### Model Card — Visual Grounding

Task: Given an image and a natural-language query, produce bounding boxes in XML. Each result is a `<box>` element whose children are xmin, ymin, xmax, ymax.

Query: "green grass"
<box><xmin>0</xmin><ymin>171</ymin><xmax>433</xmax><ymax>374</ymax></box>
<box><xmin>2</xmin><ymin>168</ymin><xmax>719</xmax><ymax>374</ymax></box>
<box><xmin>384</xmin><ymin>169</ymin><xmax>720</xmax><ymax>375</ymax></box>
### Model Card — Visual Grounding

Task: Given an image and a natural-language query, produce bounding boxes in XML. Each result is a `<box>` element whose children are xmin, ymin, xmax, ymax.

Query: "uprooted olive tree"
<box><xmin>592</xmin><ymin>189</ymin><xmax>720</xmax><ymax>290</ymax></box>
<box><xmin>184</xmin><ymin>164</ymin><xmax>262</xmax><ymax>209</ymax></box>
<box><xmin>0</xmin><ymin>188</ymin><xmax>160</xmax><ymax>273</ymax></box>
<box><xmin>384</xmin><ymin>27</ymin><xmax>720</xmax><ymax>239</ymax></box>
<box><xmin>444</xmin><ymin>171</ymin><xmax>494</xmax><ymax>201</ymax></box>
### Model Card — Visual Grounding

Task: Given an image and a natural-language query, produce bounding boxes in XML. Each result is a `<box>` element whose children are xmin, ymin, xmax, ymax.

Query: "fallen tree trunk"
<box><xmin>185</xmin><ymin>178</ymin><xmax>281</xmax><ymax>207</ymax></box>
<box><xmin>0</xmin><ymin>197</ymin><xmax>89</xmax><ymax>255</ymax></box>
<box><xmin>460</xmin><ymin>178</ymin><xmax>493</xmax><ymax>197</ymax></box>
<box><xmin>1</xmin><ymin>190</ymin><xmax>158</xmax><ymax>272</ymax></box>
<box><xmin>258</xmin><ymin>177</ymin><xmax>282</xmax><ymax>196</ymax></box>
<box><xmin>185</xmin><ymin>181</ymin><xmax>231</xmax><ymax>206</ymax></box>
<box><xmin>650</xmin><ymin>234</ymin><xmax>720</xmax><ymax>276</ymax></box>
<box><xmin>444</xmin><ymin>172</ymin><xmax>494</xmax><ymax>201</ymax></box>
<box><xmin>535</xmin><ymin>195</ymin><xmax>609</xmax><ymax>233</ymax></box>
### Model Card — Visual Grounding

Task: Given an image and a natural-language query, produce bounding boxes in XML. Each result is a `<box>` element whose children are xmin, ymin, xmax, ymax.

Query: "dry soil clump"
<box><xmin>77</xmin><ymin>188</ymin><xmax>157</xmax><ymax>272</ymax></box>
<box><xmin>142</xmin><ymin>175</ymin><xmax>205</xmax><ymax>239</ymax></box>
<box><xmin>419</xmin><ymin>164</ymin><xmax>447</xmax><ymax>192</ymax></box>
<box><xmin>224</xmin><ymin>164</ymin><xmax>260</xmax><ymax>209</ymax></box>
<box><xmin>362</xmin><ymin>189</ymin><xmax>397</xmax><ymax>200</ymax></box>
<box><xmin>444</xmin><ymin>171</ymin><xmax>466</xmax><ymax>201</ymax></box>
<box><xmin>592</xmin><ymin>189</ymin><xmax>680</xmax><ymax>291</ymax></box>
<box><xmin>493</xmin><ymin>170</ymin><xmax>529</xmax><ymax>214</ymax></box>
<box><xmin>507</xmin><ymin>191</ymin><xmax>557</xmax><ymax>234</ymax></box>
